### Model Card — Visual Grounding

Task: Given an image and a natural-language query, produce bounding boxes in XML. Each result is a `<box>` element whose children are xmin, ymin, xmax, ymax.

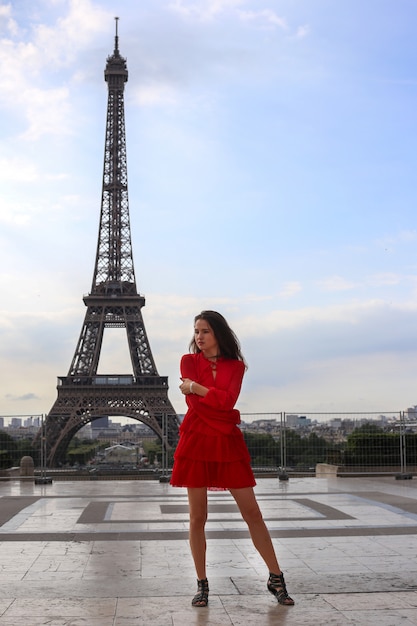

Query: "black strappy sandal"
<box><xmin>192</xmin><ymin>578</ymin><xmax>209</xmax><ymax>607</ymax></box>
<box><xmin>267</xmin><ymin>571</ymin><xmax>294</xmax><ymax>605</ymax></box>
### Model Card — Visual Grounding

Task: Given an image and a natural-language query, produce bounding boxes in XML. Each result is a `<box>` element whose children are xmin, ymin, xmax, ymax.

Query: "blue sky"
<box><xmin>1</xmin><ymin>0</ymin><xmax>417</xmax><ymax>421</ymax></box>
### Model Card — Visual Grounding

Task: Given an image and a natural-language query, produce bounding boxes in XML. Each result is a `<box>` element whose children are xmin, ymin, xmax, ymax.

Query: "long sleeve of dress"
<box><xmin>180</xmin><ymin>354</ymin><xmax>245</xmax><ymax>432</ymax></box>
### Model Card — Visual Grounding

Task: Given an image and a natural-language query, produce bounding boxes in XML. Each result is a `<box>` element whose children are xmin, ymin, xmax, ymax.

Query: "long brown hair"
<box><xmin>189</xmin><ymin>310</ymin><xmax>247</xmax><ymax>366</ymax></box>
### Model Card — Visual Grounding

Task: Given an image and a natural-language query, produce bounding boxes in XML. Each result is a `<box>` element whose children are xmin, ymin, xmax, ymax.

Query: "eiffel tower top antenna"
<box><xmin>114</xmin><ymin>16</ymin><xmax>119</xmax><ymax>53</ymax></box>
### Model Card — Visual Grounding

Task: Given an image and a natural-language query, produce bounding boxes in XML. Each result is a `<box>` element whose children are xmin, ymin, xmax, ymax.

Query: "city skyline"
<box><xmin>1</xmin><ymin>1</ymin><xmax>417</xmax><ymax>419</ymax></box>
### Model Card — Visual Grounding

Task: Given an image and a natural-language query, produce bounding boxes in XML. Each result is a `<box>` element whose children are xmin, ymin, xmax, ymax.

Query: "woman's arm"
<box><xmin>179</xmin><ymin>355</ymin><xmax>205</xmax><ymax>393</ymax></box>
<box><xmin>179</xmin><ymin>355</ymin><xmax>208</xmax><ymax>409</ymax></box>
<box><xmin>200</xmin><ymin>360</ymin><xmax>244</xmax><ymax>411</ymax></box>
<box><xmin>180</xmin><ymin>355</ymin><xmax>244</xmax><ymax>412</ymax></box>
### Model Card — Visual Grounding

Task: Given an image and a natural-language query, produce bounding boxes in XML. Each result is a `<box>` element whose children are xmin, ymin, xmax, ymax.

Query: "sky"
<box><xmin>1</xmin><ymin>0</ymin><xmax>417</xmax><ymax>423</ymax></box>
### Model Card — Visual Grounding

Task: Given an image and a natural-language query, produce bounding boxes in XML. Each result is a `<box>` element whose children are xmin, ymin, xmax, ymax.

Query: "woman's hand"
<box><xmin>179</xmin><ymin>377</ymin><xmax>208</xmax><ymax>397</ymax></box>
<box><xmin>179</xmin><ymin>377</ymin><xmax>193</xmax><ymax>395</ymax></box>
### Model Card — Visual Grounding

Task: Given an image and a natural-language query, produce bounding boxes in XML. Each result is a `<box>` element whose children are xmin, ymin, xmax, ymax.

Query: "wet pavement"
<box><xmin>0</xmin><ymin>475</ymin><xmax>417</xmax><ymax>625</ymax></box>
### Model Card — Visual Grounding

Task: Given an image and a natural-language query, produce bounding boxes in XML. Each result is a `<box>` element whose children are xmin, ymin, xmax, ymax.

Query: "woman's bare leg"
<box><xmin>187</xmin><ymin>487</ymin><xmax>208</xmax><ymax>580</ymax></box>
<box><xmin>229</xmin><ymin>487</ymin><xmax>281</xmax><ymax>573</ymax></box>
<box><xmin>230</xmin><ymin>486</ymin><xmax>294</xmax><ymax>605</ymax></box>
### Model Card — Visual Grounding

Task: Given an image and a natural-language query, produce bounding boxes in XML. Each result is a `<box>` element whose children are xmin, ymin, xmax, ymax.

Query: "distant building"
<box><xmin>23</xmin><ymin>416</ymin><xmax>41</xmax><ymax>428</ymax></box>
<box><xmin>406</xmin><ymin>406</ymin><xmax>417</xmax><ymax>420</ymax></box>
<box><xmin>246</xmin><ymin>419</ymin><xmax>278</xmax><ymax>433</ymax></box>
<box><xmin>286</xmin><ymin>415</ymin><xmax>311</xmax><ymax>428</ymax></box>
<box><xmin>92</xmin><ymin>426</ymin><xmax>121</xmax><ymax>440</ymax></box>
<box><xmin>92</xmin><ymin>416</ymin><xmax>109</xmax><ymax>429</ymax></box>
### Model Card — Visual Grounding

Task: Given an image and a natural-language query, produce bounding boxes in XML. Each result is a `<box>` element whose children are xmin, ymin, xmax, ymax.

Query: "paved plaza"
<box><xmin>0</xmin><ymin>475</ymin><xmax>417</xmax><ymax>625</ymax></box>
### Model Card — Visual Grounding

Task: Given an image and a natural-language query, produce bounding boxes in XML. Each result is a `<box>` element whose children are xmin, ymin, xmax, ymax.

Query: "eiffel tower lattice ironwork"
<box><xmin>44</xmin><ymin>21</ymin><xmax>180</xmax><ymax>467</ymax></box>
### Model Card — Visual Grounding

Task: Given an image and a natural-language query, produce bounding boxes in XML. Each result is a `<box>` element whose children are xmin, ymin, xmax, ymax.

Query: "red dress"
<box><xmin>170</xmin><ymin>353</ymin><xmax>256</xmax><ymax>490</ymax></box>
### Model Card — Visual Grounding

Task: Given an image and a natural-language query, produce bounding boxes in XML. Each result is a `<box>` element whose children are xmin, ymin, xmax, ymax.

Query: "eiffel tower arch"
<box><xmin>43</xmin><ymin>20</ymin><xmax>180</xmax><ymax>467</ymax></box>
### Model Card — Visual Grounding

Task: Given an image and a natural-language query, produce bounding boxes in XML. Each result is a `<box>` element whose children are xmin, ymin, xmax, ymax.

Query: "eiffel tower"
<box><xmin>43</xmin><ymin>20</ymin><xmax>180</xmax><ymax>467</ymax></box>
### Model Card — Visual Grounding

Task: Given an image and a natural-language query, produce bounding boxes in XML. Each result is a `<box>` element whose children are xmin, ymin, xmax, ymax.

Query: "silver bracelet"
<box><xmin>190</xmin><ymin>381</ymin><xmax>194</xmax><ymax>394</ymax></box>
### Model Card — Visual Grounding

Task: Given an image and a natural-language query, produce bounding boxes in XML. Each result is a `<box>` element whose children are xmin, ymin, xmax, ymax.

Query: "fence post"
<box><xmin>278</xmin><ymin>412</ymin><xmax>289</xmax><ymax>481</ymax></box>
<box><xmin>35</xmin><ymin>414</ymin><xmax>53</xmax><ymax>485</ymax></box>
<box><xmin>159</xmin><ymin>413</ymin><xmax>170</xmax><ymax>483</ymax></box>
<box><xmin>396</xmin><ymin>411</ymin><xmax>412</xmax><ymax>480</ymax></box>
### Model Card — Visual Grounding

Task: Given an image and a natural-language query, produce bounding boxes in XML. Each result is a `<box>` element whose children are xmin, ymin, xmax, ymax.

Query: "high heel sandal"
<box><xmin>267</xmin><ymin>571</ymin><xmax>294</xmax><ymax>606</ymax></box>
<box><xmin>192</xmin><ymin>578</ymin><xmax>209</xmax><ymax>607</ymax></box>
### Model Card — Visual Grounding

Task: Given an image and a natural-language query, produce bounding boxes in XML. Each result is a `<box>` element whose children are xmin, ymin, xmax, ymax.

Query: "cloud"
<box><xmin>376</xmin><ymin>229</ymin><xmax>417</xmax><ymax>250</ymax></box>
<box><xmin>33</xmin><ymin>0</ymin><xmax>111</xmax><ymax>67</ymax></box>
<box><xmin>169</xmin><ymin>1</ymin><xmax>297</xmax><ymax>35</ymax></box>
<box><xmin>238</xmin><ymin>9</ymin><xmax>288</xmax><ymax>30</ymax></box>
<box><xmin>295</xmin><ymin>24</ymin><xmax>310</xmax><ymax>39</ymax></box>
<box><xmin>312</xmin><ymin>269</ymin><xmax>416</xmax><ymax>295</ymax></box>
<box><xmin>315</xmin><ymin>275</ymin><xmax>356</xmax><ymax>292</ymax></box>
<box><xmin>241</xmin><ymin>352</ymin><xmax>414</xmax><ymax>414</ymax></box>
<box><xmin>20</xmin><ymin>86</ymin><xmax>72</xmax><ymax>141</ymax></box>
<box><xmin>366</xmin><ymin>273</ymin><xmax>402</xmax><ymax>287</ymax></box>
<box><xmin>169</xmin><ymin>1</ymin><xmax>290</xmax><ymax>32</ymax></box>
<box><xmin>235</xmin><ymin>299</ymin><xmax>417</xmax><ymax>386</ymax></box>
<box><xmin>5</xmin><ymin>393</ymin><xmax>39</xmax><ymax>402</ymax></box>
<box><xmin>169</xmin><ymin>0</ymin><xmax>244</xmax><ymax>21</ymax></box>
<box><xmin>0</xmin><ymin>157</ymin><xmax>39</xmax><ymax>183</ymax></box>
<box><xmin>0</xmin><ymin>0</ymin><xmax>112</xmax><ymax>139</ymax></box>
<box><xmin>0</xmin><ymin>4</ymin><xmax>18</xmax><ymax>36</ymax></box>
<box><xmin>278</xmin><ymin>281</ymin><xmax>302</xmax><ymax>299</ymax></box>
<box><xmin>234</xmin><ymin>298</ymin><xmax>417</xmax><ymax>414</ymax></box>
<box><xmin>133</xmin><ymin>83</ymin><xmax>180</xmax><ymax>107</ymax></box>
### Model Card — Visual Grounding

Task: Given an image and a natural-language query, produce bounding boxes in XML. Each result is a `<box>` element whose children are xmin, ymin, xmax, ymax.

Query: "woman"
<box><xmin>170</xmin><ymin>310</ymin><xmax>294</xmax><ymax>608</ymax></box>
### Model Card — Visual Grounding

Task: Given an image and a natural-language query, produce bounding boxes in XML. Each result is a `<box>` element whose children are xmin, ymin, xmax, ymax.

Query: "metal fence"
<box><xmin>240</xmin><ymin>411</ymin><xmax>416</xmax><ymax>479</ymax></box>
<box><xmin>1</xmin><ymin>411</ymin><xmax>416</xmax><ymax>480</ymax></box>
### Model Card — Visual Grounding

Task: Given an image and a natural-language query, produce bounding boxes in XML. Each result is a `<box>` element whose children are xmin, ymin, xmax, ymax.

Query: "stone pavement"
<box><xmin>1</xmin><ymin>475</ymin><xmax>417</xmax><ymax>625</ymax></box>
